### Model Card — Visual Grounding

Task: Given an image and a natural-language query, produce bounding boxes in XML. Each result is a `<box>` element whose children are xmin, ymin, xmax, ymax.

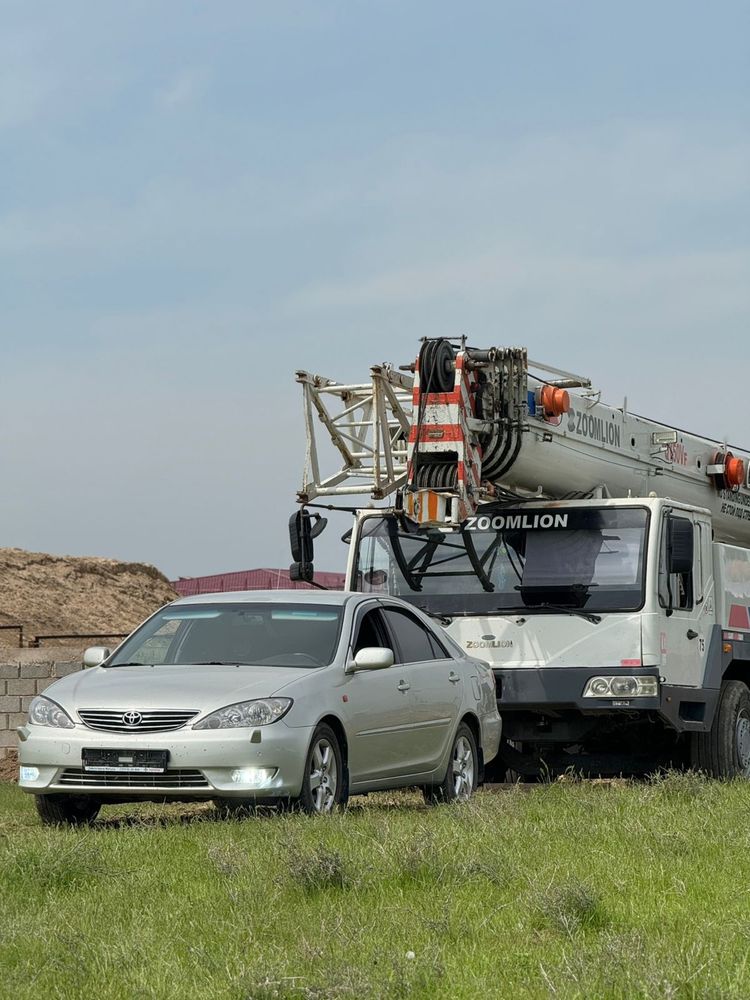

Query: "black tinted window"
<box><xmin>658</xmin><ymin>517</ymin><xmax>694</xmax><ymax>611</ymax></box>
<box><xmin>427</xmin><ymin>630</ymin><xmax>449</xmax><ymax>658</ymax></box>
<box><xmin>382</xmin><ymin>608</ymin><xmax>439</xmax><ymax>663</ymax></box>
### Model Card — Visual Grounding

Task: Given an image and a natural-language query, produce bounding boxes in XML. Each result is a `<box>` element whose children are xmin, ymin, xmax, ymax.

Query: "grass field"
<box><xmin>1</xmin><ymin>776</ymin><xmax>749</xmax><ymax>1000</ymax></box>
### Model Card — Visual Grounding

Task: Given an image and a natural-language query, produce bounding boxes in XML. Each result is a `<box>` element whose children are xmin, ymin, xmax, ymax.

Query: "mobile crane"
<box><xmin>290</xmin><ymin>338</ymin><xmax>750</xmax><ymax>778</ymax></box>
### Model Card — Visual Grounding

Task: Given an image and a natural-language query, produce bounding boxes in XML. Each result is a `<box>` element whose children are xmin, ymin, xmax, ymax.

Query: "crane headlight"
<box><xmin>582</xmin><ymin>676</ymin><xmax>658</xmax><ymax>699</ymax></box>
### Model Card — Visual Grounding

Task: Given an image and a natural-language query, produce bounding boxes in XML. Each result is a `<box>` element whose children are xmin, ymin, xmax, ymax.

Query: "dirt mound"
<box><xmin>0</xmin><ymin>548</ymin><xmax>178</xmax><ymax>646</ymax></box>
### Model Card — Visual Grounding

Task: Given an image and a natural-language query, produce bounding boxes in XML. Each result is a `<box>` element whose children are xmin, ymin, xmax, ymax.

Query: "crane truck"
<box><xmin>289</xmin><ymin>338</ymin><xmax>750</xmax><ymax>779</ymax></box>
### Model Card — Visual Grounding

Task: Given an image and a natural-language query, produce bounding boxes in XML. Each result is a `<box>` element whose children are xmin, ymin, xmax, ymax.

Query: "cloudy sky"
<box><xmin>2</xmin><ymin>1</ymin><xmax>748</xmax><ymax>579</ymax></box>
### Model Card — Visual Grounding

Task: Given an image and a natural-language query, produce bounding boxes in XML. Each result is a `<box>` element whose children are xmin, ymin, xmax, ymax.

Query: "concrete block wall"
<box><xmin>0</xmin><ymin>649</ymin><xmax>85</xmax><ymax>760</ymax></box>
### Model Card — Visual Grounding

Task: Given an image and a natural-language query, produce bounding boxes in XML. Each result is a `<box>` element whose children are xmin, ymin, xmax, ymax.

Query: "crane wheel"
<box><xmin>691</xmin><ymin>680</ymin><xmax>750</xmax><ymax>779</ymax></box>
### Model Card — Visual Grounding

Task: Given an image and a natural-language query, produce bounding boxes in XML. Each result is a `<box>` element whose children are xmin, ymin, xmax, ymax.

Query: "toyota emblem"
<box><xmin>122</xmin><ymin>711</ymin><xmax>143</xmax><ymax>727</ymax></box>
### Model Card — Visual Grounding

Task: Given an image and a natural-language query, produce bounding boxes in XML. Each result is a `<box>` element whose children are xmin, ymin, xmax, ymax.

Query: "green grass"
<box><xmin>1</xmin><ymin>776</ymin><xmax>750</xmax><ymax>999</ymax></box>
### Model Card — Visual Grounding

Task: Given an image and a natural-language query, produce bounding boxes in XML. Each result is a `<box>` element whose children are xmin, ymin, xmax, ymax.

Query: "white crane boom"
<box><xmin>297</xmin><ymin>338</ymin><xmax>750</xmax><ymax>546</ymax></box>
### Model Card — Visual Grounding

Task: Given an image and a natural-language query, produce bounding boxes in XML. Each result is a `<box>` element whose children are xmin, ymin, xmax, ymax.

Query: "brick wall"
<box><xmin>0</xmin><ymin>649</ymin><xmax>85</xmax><ymax>761</ymax></box>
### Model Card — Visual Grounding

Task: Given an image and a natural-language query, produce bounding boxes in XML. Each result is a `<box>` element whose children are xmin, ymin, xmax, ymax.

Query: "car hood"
<box><xmin>46</xmin><ymin>663</ymin><xmax>311</xmax><ymax>713</ymax></box>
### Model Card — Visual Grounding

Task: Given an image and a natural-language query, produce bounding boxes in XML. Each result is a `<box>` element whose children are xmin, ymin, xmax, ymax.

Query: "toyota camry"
<box><xmin>17</xmin><ymin>591</ymin><xmax>501</xmax><ymax>824</ymax></box>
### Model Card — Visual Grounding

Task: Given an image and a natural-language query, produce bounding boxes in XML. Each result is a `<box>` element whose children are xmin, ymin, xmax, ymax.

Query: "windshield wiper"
<box><xmin>415</xmin><ymin>606</ymin><xmax>453</xmax><ymax>625</ymax></box>
<box><xmin>530</xmin><ymin>603</ymin><xmax>601</xmax><ymax>625</ymax></box>
<box><xmin>513</xmin><ymin>584</ymin><xmax>600</xmax><ymax>623</ymax></box>
<box><xmin>105</xmin><ymin>662</ymin><xmax>149</xmax><ymax>668</ymax></box>
<box><xmin>437</xmin><ymin>610</ymin><xmax>507</xmax><ymax>618</ymax></box>
<box><xmin>191</xmin><ymin>660</ymin><xmax>253</xmax><ymax>666</ymax></box>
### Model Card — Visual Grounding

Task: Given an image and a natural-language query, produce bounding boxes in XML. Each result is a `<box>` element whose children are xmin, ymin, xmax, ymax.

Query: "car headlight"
<box><xmin>28</xmin><ymin>696</ymin><xmax>75</xmax><ymax>729</ymax></box>
<box><xmin>193</xmin><ymin>698</ymin><xmax>293</xmax><ymax>730</ymax></box>
<box><xmin>582</xmin><ymin>676</ymin><xmax>658</xmax><ymax>698</ymax></box>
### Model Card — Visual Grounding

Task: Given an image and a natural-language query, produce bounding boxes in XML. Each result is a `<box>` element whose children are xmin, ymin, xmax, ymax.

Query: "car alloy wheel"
<box><xmin>298</xmin><ymin>723</ymin><xmax>346</xmax><ymax>815</ymax></box>
<box><xmin>423</xmin><ymin>722</ymin><xmax>479</xmax><ymax>805</ymax></box>
<box><xmin>309</xmin><ymin>736</ymin><xmax>338</xmax><ymax>813</ymax></box>
<box><xmin>452</xmin><ymin>734</ymin><xmax>475</xmax><ymax>800</ymax></box>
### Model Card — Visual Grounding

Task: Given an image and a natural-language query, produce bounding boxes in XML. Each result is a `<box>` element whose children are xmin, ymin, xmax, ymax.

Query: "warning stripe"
<box><xmin>728</xmin><ymin>605</ymin><xmax>750</xmax><ymax>630</ymax></box>
<box><xmin>406</xmin><ymin>348</ymin><xmax>486</xmax><ymax>517</ymax></box>
<box><xmin>408</xmin><ymin>424</ymin><xmax>464</xmax><ymax>443</ymax></box>
<box><xmin>413</xmin><ymin>389</ymin><xmax>463</xmax><ymax>406</ymax></box>
<box><xmin>428</xmin><ymin>491</ymin><xmax>439</xmax><ymax>521</ymax></box>
<box><xmin>412</xmin><ymin>363</ymin><xmax>476</xmax><ymax>409</ymax></box>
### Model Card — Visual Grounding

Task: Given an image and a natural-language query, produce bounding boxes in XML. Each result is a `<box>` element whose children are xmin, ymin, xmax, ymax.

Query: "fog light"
<box><xmin>583</xmin><ymin>676</ymin><xmax>658</xmax><ymax>698</ymax></box>
<box><xmin>230</xmin><ymin>767</ymin><xmax>275</xmax><ymax>788</ymax></box>
<box><xmin>20</xmin><ymin>766</ymin><xmax>40</xmax><ymax>783</ymax></box>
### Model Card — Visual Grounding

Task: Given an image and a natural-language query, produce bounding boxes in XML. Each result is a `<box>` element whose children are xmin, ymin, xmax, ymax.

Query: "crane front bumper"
<box><xmin>493</xmin><ymin>666</ymin><xmax>661</xmax><ymax>713</ymax></box>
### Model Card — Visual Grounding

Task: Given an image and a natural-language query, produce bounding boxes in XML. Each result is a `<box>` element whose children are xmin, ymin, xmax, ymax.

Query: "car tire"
<box><xmin>213</xmin><ymin>798</ymin><xmax>260</xmax><ymax>818</ymax></box>
<box><xmin>295</xmin><ymin>724</ymin><xmax>347</xmax><ymax>815</ymax></box>
<box><xmin>213</xmin><ymin>797</ymin><xmax>287</xmax><ymax>817</ymax></box>
<box><xmin>423</xmin><ymin>722</ymin><xmax>478</xmax><ymax>805</ymax></box>
<box><xmin>691</xmin><ymin>679</ymin><xmax>750</xmax><ymax>778</ymax></box>
<box><xmin>35</xmin><ymin>794</ymin><xmax>100</xmax><ymax>827</ymax></box>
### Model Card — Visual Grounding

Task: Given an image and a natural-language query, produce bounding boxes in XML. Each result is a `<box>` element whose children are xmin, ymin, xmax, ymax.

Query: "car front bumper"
<box><xmin>16</xmin><ymin>721</ymin><xmax>315</xmax><ymax>800</ymax></box>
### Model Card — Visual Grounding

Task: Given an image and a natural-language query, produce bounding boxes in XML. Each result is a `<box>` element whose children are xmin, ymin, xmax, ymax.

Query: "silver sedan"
<box><xmin>17</xmin><ymin>591</ymin><xmax>501</xmax><ymax>824</ymax></box>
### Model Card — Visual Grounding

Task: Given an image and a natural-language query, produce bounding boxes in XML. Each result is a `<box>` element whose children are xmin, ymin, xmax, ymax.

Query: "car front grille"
<box><xmin>78</xmin><ymin>709</ymin><xmax>199</xmax><ymax>733</ymax></box>
<box><xmin>57</xmin><ymin>768</ymin><xmax>209</xmax><ymax>789</ymax></box>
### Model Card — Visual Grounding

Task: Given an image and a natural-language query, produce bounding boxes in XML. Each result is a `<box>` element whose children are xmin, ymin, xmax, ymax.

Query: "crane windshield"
<box><xmin>354</xmin><ymin>507</ymin><xmax>650</xmax><ymax>616</ymax></box>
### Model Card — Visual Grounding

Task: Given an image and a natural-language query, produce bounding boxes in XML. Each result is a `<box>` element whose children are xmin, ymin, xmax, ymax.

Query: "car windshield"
<box><xmin>355</xmin><ymin>507</ymin><xmax>649</xmax><ymax>616</ymax></box>
<box><xmin>108</xmin><ymin>603</ymin><xmax>344</xmax><ymax>668</ymax></box>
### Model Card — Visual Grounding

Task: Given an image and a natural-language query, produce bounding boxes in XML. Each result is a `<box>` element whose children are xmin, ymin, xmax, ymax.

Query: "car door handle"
<box><xmin>687</xmin><ymin>629</ymin><xmax>699</xmax><ymax>640</ymax></box>
<box><xmin>397</xmin><ymin>680</ymin><xmax>410</xmax><ymax>692</ymax></box>
<box><xmin>449</xmin><ymin>672</ymin><xmax>461</xmax><ymax>684</ymax></box>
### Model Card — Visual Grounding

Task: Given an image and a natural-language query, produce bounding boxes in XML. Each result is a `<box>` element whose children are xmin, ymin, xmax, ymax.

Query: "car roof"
<box><xmin>172</xmin><ymin>589</ymin><xmax>362</xmax><ymax>607</ymax></box>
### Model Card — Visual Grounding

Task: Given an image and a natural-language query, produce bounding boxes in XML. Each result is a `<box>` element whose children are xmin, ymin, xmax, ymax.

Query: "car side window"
<box><xmin>352</xmin><ymin>609</ymin><xmax>389</xmax><ymax>655</ymax></box>
<box><xmin>381</xmin><ymin>608</ymin><xmax>440</xmax><ymax>664</ymax></box>
<box><xmin>426</xmin><ymin>630</ymin><xmax>449</xmax><ymax>658</ymax></box>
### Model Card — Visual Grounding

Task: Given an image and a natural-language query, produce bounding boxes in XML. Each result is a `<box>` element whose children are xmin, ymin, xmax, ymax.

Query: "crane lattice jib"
<box><xmin>296</xmin><ymin>365</ymin><xmax>413</xmax><ymax>501</ymax></box>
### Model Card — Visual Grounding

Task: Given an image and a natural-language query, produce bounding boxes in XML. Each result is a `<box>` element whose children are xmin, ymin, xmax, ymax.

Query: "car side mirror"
<box><xmin>350</xmin><ymin>647</ymin><xmax>394</xmax><ymax>672</ymax></box>
<box><xmin>83</xmin><ymin>646</ymin><xmax>111</xmax><ymax>668</ymax></box>
<box><xmin>667</xmin><ymin>517</ymin><xmax>693</xmax><ymax>576</ymax></box>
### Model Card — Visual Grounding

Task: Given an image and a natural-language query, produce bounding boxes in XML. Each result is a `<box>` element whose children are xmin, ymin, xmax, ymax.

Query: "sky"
<box><xmin>1</xmin><ymin>1</ymin><xmax>748</xmax><ymax>579</ymax></box>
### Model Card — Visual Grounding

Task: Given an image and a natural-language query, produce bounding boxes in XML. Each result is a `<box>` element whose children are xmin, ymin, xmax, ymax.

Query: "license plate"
<box><xmin>82</xmin><ymin>749</ymin><xmax>169</xmax><ymax>773</ymax></box>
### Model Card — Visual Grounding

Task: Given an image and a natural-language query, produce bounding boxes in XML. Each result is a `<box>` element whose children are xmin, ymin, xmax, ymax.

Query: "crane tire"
<box><xmin>691</xmin><ymin>679</ymin><xmax>750</xmax><ymax>779</ymax></box>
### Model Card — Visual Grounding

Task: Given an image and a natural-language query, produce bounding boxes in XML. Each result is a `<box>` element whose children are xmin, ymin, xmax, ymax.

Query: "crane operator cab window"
<box><xmin>356</xmin><ymin>508</ymin><xmax>650</xmax><ymax>616</ymax></box>
<box><xmin>658</xmin><ymin>515</ymin><xmax>694</xmax><ymax>612</ymax></box>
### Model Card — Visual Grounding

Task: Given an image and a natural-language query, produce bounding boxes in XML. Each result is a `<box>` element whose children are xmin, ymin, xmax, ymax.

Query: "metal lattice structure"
<box><xmin>296</xmin><ymin>365</ymin><xmax>413</xmax><ymax>501</ymax></box>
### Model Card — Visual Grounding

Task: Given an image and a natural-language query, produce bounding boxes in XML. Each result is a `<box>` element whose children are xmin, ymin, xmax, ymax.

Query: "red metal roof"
<box><xmin>171</xmin><ymin>567</ymin><xmax>346</xmax><ymax>597</ymax></box>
